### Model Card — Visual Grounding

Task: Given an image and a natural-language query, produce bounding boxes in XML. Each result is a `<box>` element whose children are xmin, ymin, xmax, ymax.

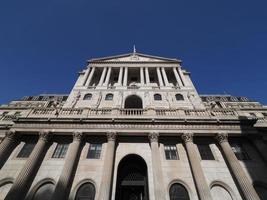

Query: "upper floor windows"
<box><xmin>164</xmin><ymin>144</ymin><xmax>178</xmax><ymax>160</ymax></box>
<box><xmin>175</xmin><ymin>94</ymin><xmax>184</xmax><ymax>101</ymax></box>
<box><xmin>83</xmin><ymin>93</ymin><xmax>92</xmax><ymax>100</ymax></box>
<box><xmin>17</xmin><ymin>143</ymin><xmax>36</xmax><ymax>158</ymax></box>
<box><xmin>231</xmin><ymin>143</ymin><xmax>250</xmax><ymax>160</ymax></box>
<box><xmin>197</xmin><ymin>144</ymin><xmax>215</xmax><ymax>160</ymax></box>
<box><xmin>52</xmin><ymin>143</ymin><xmax>69</xmax><ymax>158</ymax></box>
<box><xmin>87</xmin><ymin>143</ymin><xmax>102</xmax><ymax>159</ymax></box>
<box><xmin>154</xmin><ymin>94</ymin><xmax>162</xmax><ymax>101</ymax></box>
<box><xmin>105</xmin><ymin>93</ymin><xmax>113</xmax><ymax>101</ymax></box>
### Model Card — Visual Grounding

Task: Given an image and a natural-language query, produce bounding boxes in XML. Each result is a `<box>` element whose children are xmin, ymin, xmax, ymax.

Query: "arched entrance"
<box><xmin>115</xmin><ymin>154</ymin><xmax>149</xmax><ymax>200</ymax></box>
<box><xmin>124</xmin><ymin>95</ymin><xmax>143</xmax><ymax>109</ymax></box>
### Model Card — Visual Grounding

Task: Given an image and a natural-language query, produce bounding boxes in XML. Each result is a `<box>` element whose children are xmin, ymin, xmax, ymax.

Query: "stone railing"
<box><xmin>18</xmin><ymin>107</ymin><xmax>239</xmax><ymax>120</ymax></box>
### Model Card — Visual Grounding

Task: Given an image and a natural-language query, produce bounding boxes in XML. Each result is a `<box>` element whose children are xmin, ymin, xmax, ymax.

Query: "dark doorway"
<box><xmin>124</xmin><ymin>95</ymin><xmax>143</xmax><ymax>109</ymax></box>
<box><xmin>115</xmin><ymin>154</ymin><xmax>149</xmax><ymax>200</ymax></box>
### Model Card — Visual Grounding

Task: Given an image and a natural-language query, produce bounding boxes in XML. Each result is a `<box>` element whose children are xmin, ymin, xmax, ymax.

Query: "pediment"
<box><xmin>89</xmin><ymin>52</ymin><xmax>181</xmax><ymax>63</ymax></box>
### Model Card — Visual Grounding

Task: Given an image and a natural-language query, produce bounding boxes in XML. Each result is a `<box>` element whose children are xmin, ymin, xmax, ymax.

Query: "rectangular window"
<box><xmin>87</xmin><ymin>144</ymin><xmax>102</xmax><ymax>159</ymax></box>
<box><xmin>197</xmin><ymin>144</ymin><xmax>215</xmax><ymax>160</ymax></box>
<box><xmin>17</xmin><ymin>143</ymin><xmax>36</xmax><ymax>158</ymax></box>
<box><xmin>52</xmin><ymin>143</ymin><xmax>69</xmax><ymax>158</ymax></box>
<box><xmin>231</xmin><ymin>143</ymin><xmax>250</xmax><ymax>160</ymax></box>
<box><xmin>164</xmin><ymin>145</ymin><xmax>178</xmax><ymax>160</ymax></box>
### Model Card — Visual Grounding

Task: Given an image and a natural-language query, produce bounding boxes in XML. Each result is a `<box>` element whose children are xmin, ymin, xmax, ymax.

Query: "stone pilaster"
<box><xmin>98</xmin><ymin>67</ymin><xmax>107</xmax><ymax>86</ymax></box>
<box><xmin>51</xmin><ymin>132</ymin><xmax>83</xmax><ymax>200</ymax></box>
<box><xmin>98</xmin><ymin>131</ymin><xmax>117</xmax><ymax>200</ymax></box>
<box><xmin>0</xmin><ymin>130</ymin><xmax>19</xmax><ymax>169</ymax></box>
<box><xmin>148</xmin><ymin>132</ymin><xmax>165</xmax><ymax>200</ymax></box>
<box><xmin>182</xmin><ymin>132</ymin><xmax>213</xmax><ymax>200</ymax></box>
<box><xmin>173</xmin><ymin>67</ymin><xmax>183</xmax><ymax>87</ymax></box>
<box><xmin>140</xmin><ymin>67</ymin><xmax>145</xmax><ymax>85</ymax></box>
<box><xmin>161</xmin><ymin>67</ymin><xmax>169</xmax><ymax>86</ymax></box>
<box><xmin>216</xmin><ymin>132</ymin><xmax>260</xmax><ymax>200</ymax></box>
<box><xmin>145</xmin><ymin>67</ymin><xmax>150</xmax><ymax>85</ymax></box>
<box><xmin>117</xmin><ymin>67</ymin><xmax>123</xmax><ymax>86</ymax></box>
<box><xmin>123</xmin><ymin>67</ymin><xmax>128</xmax><ymax>86</ymax></box>
<box><xmin>5</xmin><ymin>131</ymin><xmax>52</xmax><ymax>200</ymax></box>
<box><xmin>103</xmin><ymin>67</ymin><xmax>112</xmax><ymax>86</ymax></box>
<box><xmin>177</xmin><ymin>67</ymin><xmax>186</xmax><ymax>86</ymax></box>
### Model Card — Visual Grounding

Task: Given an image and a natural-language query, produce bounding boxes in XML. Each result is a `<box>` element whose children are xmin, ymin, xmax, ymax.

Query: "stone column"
<box><xmin>103</xmin><ymin>67</ymin><xmax>112</xmax><ymax>86</ymax></box>
<box><xmin>123</xmin><ymin>67</ymin><xmax>128</xmax><ymax>86</ymax></box>
<box><xmin>216</xmin><ymin>132</ymin><xmax>260</xmax><ymax>200</ymax></box>
<box><xmin>5</xmin><ymin>131</ymin><xmax>52</xmax><ymax>200</ymax></box>
<box><xmin>156</xmin><ymin>67</ymin><xmax>164</xmax><ymax>87</ymax></box>
<box><xmin>51</xmin><ymin>132</ymin><xmax>83</xmax><ymax>200</ymax></box>
<box><xmin>149</xmin><ymin>132</ymin><xmax>165</xmax><ymax>200</ymax></box>
<box><xmin>177</xmin><ymin>67</ymin><xmax>186</xmax><ymax>86</ymax></box>
<box><xmin>85</xmin><ymin>67</ymin><xmax>96</xmax><ymax>87</ymax></box>
<box><xmin>250</xmin><ymin>136</ymin><xmax>267</xmax><ymax>163</ymax></box>
<box><xmin>161</xmin><ymin>67</ymin><xmax>169</xmax><ymax>86</ymax></box>
<box><xmin>117</xmin><ymin>67</ymin><xmax>123</xmax><ymax>86</ymax></box>
<box><xmin>98</xmin><ymin>131</ymin><xmax>117</xmax><ymax>200</ymax></box>
<box><xmin>182</xmin><ymin>132</ymin><xmax>213</xmax><ymax>200</ymax></box>
<box><xmin>140</xmin><ymin>67</ymin><xmax>145</xmax><ymax>85</ymax></box>
<box><xmin>0</xmin><ymin>130</ymin><xmax>19</xmax><ymax>169</ymax></box>
<box><xmin>173</xmin><ymin>67</ymin><xmax>183</xmax><ymax>87</ymax></box>
<box><xmin>98</xmin><ymin>67</ymin><xmax>107</xmax><ymax>86</ymax></box>
<box><xmin>145</xmin><ymin>67</ymin><xmax>150</xmax><ymax>85</ymax></box>
<box><xmin>82</xmin><ymin>67</ymin><xmax>91</xmax><ymax>86</ymax></box>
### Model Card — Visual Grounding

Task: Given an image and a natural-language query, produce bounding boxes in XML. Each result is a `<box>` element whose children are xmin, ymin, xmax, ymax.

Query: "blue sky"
<box><xmin>0</xmin><ymin>0</ymin><xmax>267</xmax><ymax>104</ymax></box>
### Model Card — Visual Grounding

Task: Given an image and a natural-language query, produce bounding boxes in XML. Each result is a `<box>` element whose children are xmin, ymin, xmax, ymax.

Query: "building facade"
<box><xmin>0</xmin><ymin>52</ymin><xmax>267</xmax><ymax>200</ymax></box>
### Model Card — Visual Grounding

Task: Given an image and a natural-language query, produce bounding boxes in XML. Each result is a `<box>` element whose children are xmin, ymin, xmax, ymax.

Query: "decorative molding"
<box><xmin>216</xmin><ymin>132</ymin><xmax>228</xmax><ymax>143</ymax></box>
<box><xmin>181</xmin><ymin>132</ymin><xmax>194</xmax><ymax>143</ymax></box>
<box><xmin>148</xmin><ymin>132</ymin><xmax>159</xmax><ymax>143</ymax></box>
<box><xmin>107</xmin><ymin>131</ymin><xmax>117</xmax><ymax>141</ymax></box>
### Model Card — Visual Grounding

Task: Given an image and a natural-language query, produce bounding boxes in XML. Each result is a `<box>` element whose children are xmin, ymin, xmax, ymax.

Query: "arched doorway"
<box><xmin>115</xmin><ymin>154</ymin><xmax>149</xmax><ymax>200</ymax></box>
<box><xmin>124</xmin><ymin>95</ymin><xmax>143</xmax><ymax>109</ymax></box>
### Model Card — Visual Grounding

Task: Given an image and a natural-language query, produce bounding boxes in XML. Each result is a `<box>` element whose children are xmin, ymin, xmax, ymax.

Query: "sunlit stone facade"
<box><xmin>0</xmin><ymin>52</ymin><xmax>267</xmax><ymax>200</ymax></box>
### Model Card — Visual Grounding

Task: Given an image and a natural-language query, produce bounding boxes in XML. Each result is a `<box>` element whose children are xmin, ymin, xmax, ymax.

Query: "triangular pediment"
<box><xmin>89</xmin><ymin>52</ymin><xmax>181</xmax><ymax>63</ymax></box>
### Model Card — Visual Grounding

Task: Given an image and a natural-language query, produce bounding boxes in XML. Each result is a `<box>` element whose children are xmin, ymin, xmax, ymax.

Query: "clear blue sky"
<box><xmin>0</xmin><ymin>0</ymin><xmax>267</xmax><ymax>104</ymax></box>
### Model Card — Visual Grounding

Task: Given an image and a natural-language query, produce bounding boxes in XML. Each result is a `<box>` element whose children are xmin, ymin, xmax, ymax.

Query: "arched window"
<box><xmin>32</xmin><ymin>182</ymin><xmax>55</xmax><ymax>200</ymax></box>
<box><xmin>154</xmin><ymin>94</ymin><xmax>162</xmax><ymax>101</ymax></box>
<box><xmin>211</xmin><ymin>185</ymin><xmax>233</xmax><ymax>200</ymax></box>
<box><xmin>105</xmin><ymin>93</ymin><xmax>113</xmax><ymax>100</ymax></box>
<box><xmin>75</xmin><ymin>182</ymin><xmax>95</xmax><ymax>200</ymax></box>
<box><xmin>0</xmin><ymin>181</ymin><xmax>13</xmax><ymax>199</ymax></box>
<box><xmin>83</xmin><ymin>93</ymin><xmax>92</xmax><ymax>100</ymax></box>
<box><xmin>169</xmin><ymin>183</ymin><xmax>190</xmax><ymax>200</ymax></box>
<box><xmin>175</xmin><ymin>94</ymin><xmax>184</xmax><ymax>101</ymax></box>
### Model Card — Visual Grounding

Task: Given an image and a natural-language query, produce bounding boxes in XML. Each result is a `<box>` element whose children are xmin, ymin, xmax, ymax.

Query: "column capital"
<box><xmin>73</xmin><ymin>132</ymin><xmax>83</xmax><ymax>141</ymax></box>
<box><xmin>181</xmin><ymin>132</ymin><xmax>194</xmax><ymax>143</ymax></box>
<box><xmin>107</xmin><ymin>131</ymin><xmax>117</xmax><ymax>141</ymax></box>
<box><xmin>5</xmin><ymin>130</ymin><xmax>17</xmax><ymax>140</ymax></box>
<box><xmin>216</xmin><ymin>132</ymin><xmax>228</xmax><ymax>144</ymax></box>
<box><xmin>148</xmin><ymin>132</ymin><xmax>159</xmax><ymax>143</ymax></box>
<box><xmin>39</xmin><ymin>130</ymin><xmax>52</xmax><ymax>142</ymax></box>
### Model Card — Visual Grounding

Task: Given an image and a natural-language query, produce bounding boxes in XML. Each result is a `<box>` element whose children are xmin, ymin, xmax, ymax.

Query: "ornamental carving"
<box><xmin>39</xmin><ymin>130</ymin><xmax>52</xmax><ymax>142</ymax></box>
<box><xmin>148</xmin><ymin>132</ymin><xmax>159</xmax><ymax>143</ymax></box>
<box><xmin>181</xmin><ymin>132</ymin><xmax>193</xmax><ymax>143</ymax></box>
<box><xmin>73</xmin><ymin>132</ymin><xmax>83</xmax><ymax>141</ymax></box>
<box><xmin>5</xmin><ymin>130</ymin><xmax>17</xmax><ymax>141</ymax></box>
<box><xmin>216</xmin><ymin>132</ymin><xmax>228</xmax><ymax>143</ymax></box>
<box><xmin>107</xmin><ymin>131</ymin><xmax>117</xmax><ymax>141</ymax></box>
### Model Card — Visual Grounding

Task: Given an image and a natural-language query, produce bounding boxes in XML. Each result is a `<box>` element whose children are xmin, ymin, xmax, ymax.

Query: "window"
<box><xmin>83</xmin><ymin>93</ymin><xmax>92</xmax><ymax>100</ymax></box>
<box><xmin>75</xmin><ymin>183</ymin><xmax>95</xmax><ymax>200</ymax></box>
<box><xmin>52</xmin><ymin>143</ymin><xmax>69</xmax><ymax>158</ymax></box>
<box><xmin>164</xmin><ymin>145</ymin><xmax>178</xmax><ymax>160</ymax></box>
<box><xmin>231</xmin><ymin>143</ymin><xmax>250</xmax><ymax>160</ymax></box>
<box><xmin>32</xmin><ymin>182</ymin><xmax>55</xmax><ymax>200</ymax></box>
<box><xmin>154</xmin><ymin>94</ymin><xmax>162</xmax><ymax>101</ymax></box>
<box><xmin>197</xmin><ymin>144</ymin><xmax>215</xmax><ymax>160</ymax></box>
<box><xmin>175</xmin><ymin>94</ymin><xmax>184</xmax><ymax>101</ymax></box>
<box><xmin>87</xmin><ymin>144</ymin><xmax>102</xmax><ymax>159</ymax></box>
<box><xmin>105</xmin><ymin>93</ymin><xmax>113</xmax><ymax>100</ymax></box>
<box><xmin>169</xmin><ymin>183</ymin><xmax>190</xmax><ymax>200</ymax></box>
<box><xmin>17</xmin><ymin>143</ymin><xmax>36</xmax><ymax>158</ymax></box>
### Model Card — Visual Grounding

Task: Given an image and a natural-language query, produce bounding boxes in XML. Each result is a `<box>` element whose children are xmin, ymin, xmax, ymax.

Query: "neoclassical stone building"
<box><xmin>0</xmin><ymin>52</ymin><xmax>267</xmax><ymax>200</ymax></box>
